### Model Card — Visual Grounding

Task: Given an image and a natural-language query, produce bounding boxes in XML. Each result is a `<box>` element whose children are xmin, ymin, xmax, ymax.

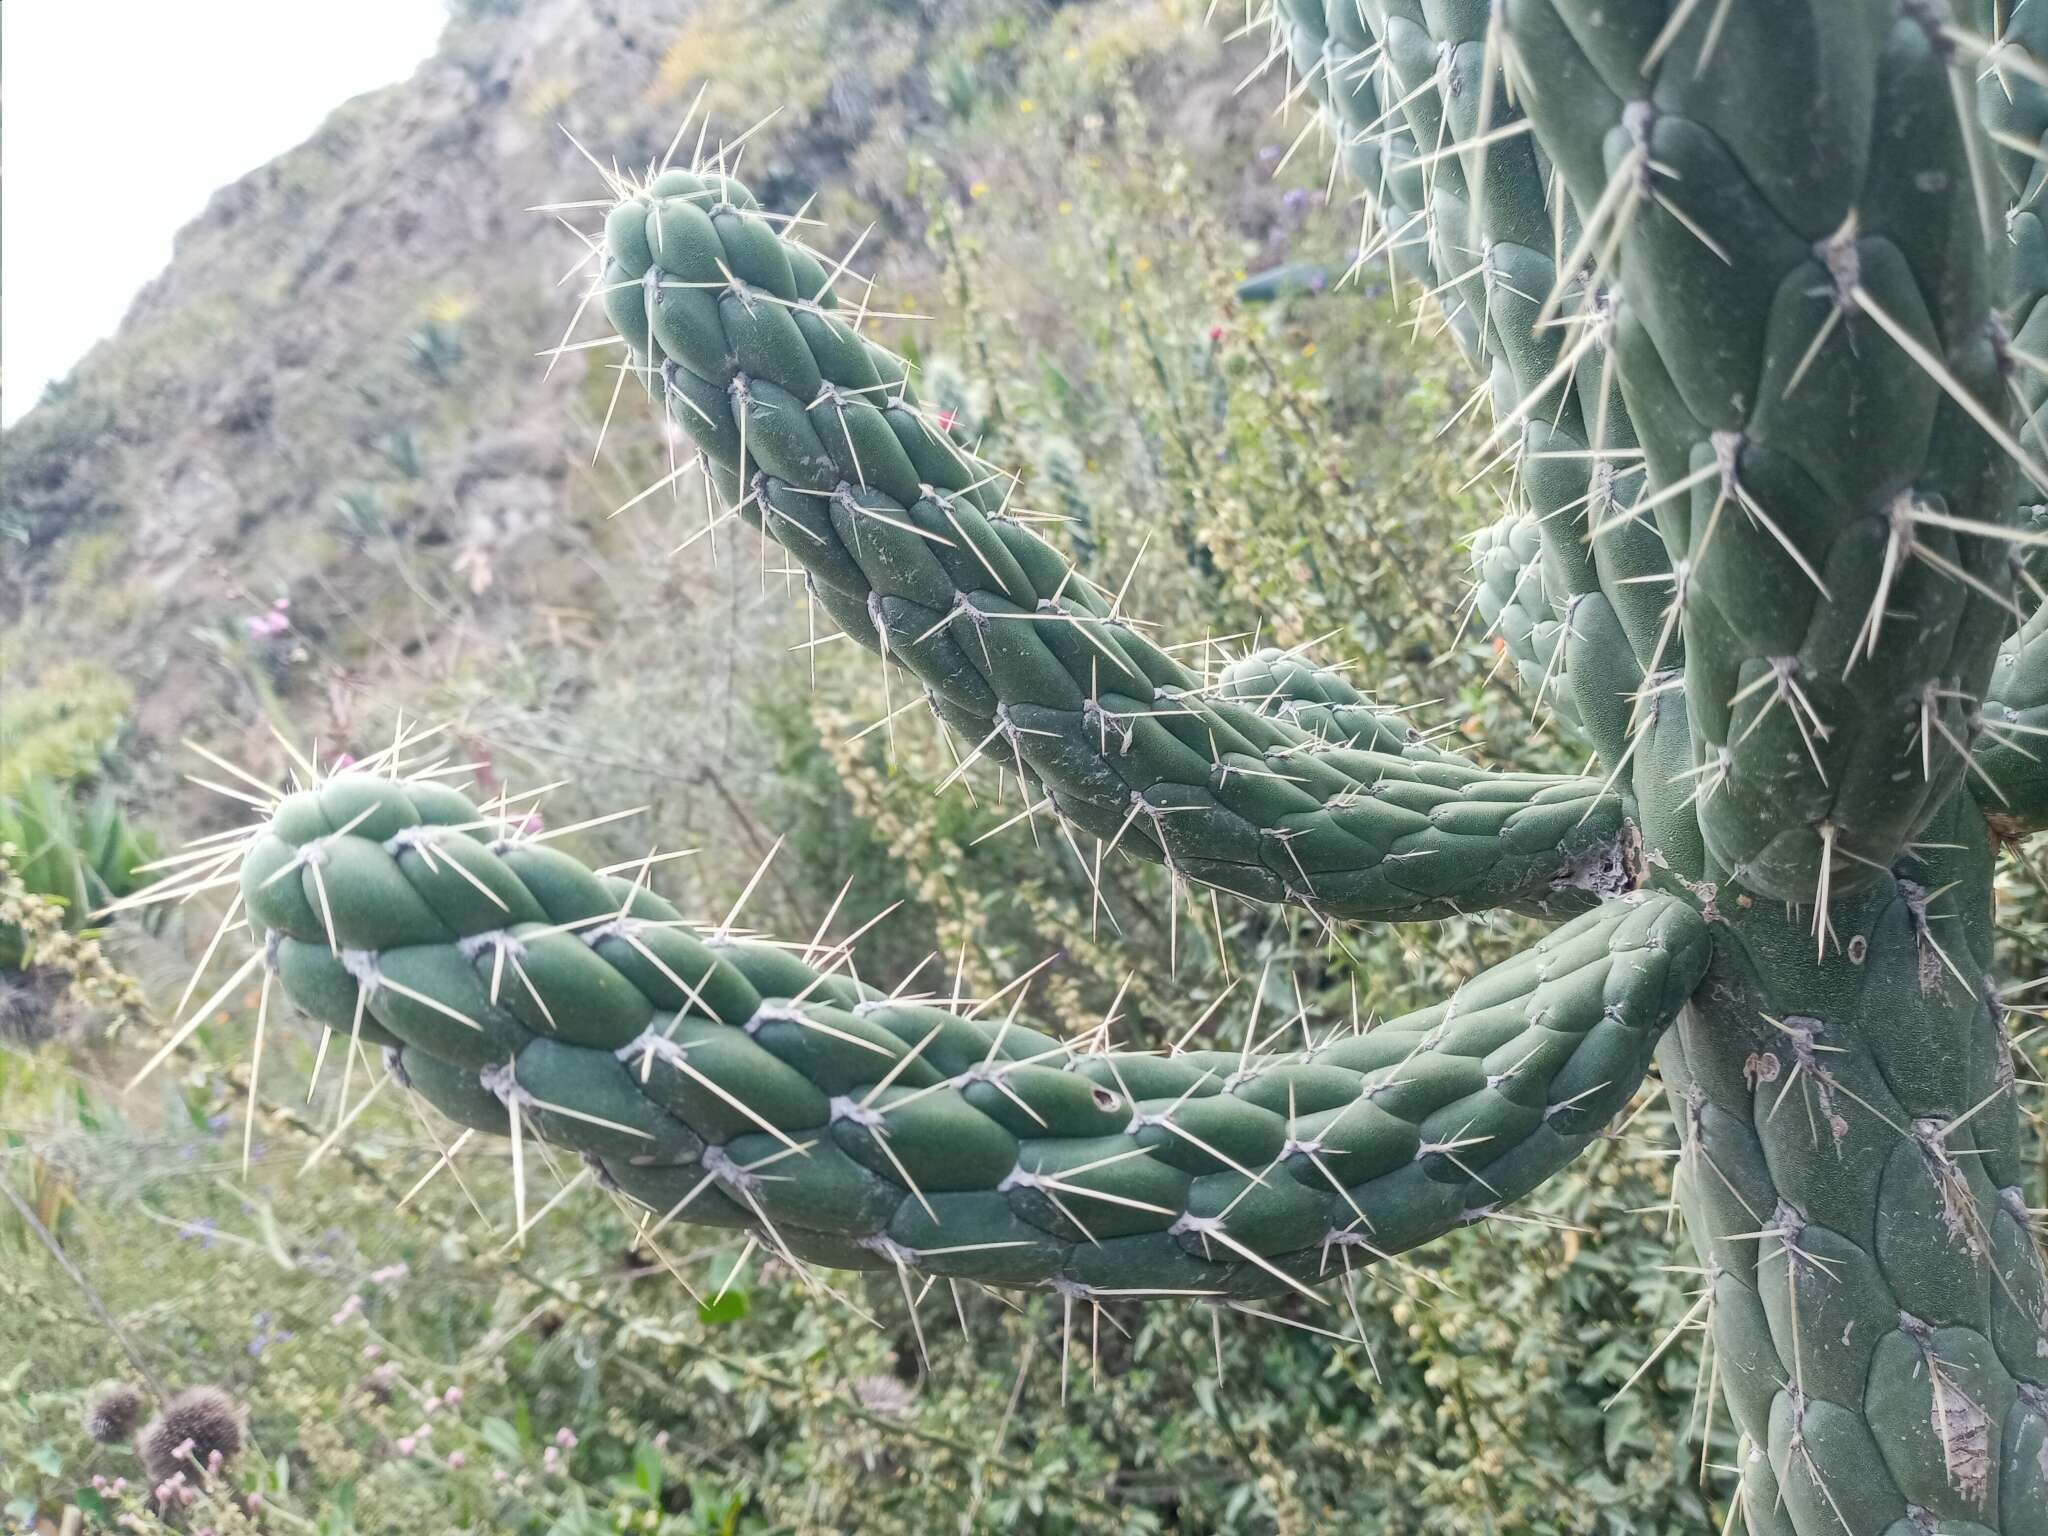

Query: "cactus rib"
<box><xmin>1277</xmin><ymin>0</ymin><xmax>1678</xmax><ymax>771</ymax></box>
<box><xmin>1470</xmin><ymin>511</ymin><xmax>1584</xmax><ymax>736</ymax></box>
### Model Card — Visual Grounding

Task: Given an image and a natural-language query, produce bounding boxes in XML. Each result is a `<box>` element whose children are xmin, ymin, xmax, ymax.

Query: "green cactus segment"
<box><xmin>1975</xmin><ymin>597</ymin><xmax>2048</xmax><ymax>826</ymax></box>
<box><xmin>1981</xmin><ymin>1</ymin><xmax>2048</xmax><ymax>484</ymax></box>
<box><xmin>1504</xmin><ymin>1</ymin><xmax>2017</xmax><ymax>906</ymax></box>
<box><xmin>243</xmin><ymin>774</ymin><xmax>1709</xmax><ymax>1297</ymax></box>
<box><xmin>603</xmin><ymin>169</ymin><xmax>1627</xmax><ymax>922</ymax></box>
<box><xmin>1660</xmin><ymin>791</ymin><xmax>2048</xmax><ymax>1534</ymax></box>
<box><xmin>1276</xmin><ymin>0</ymin><xmax>1678</xmax><ymax>761</ymax></box>
<box><xmin>1470</xmin><ymin>513</ymin><xmax>1583</xmax><ymax>737</ymax></box>
<box><xmin>1212</xmin><ymin>646</ymin><xmax>1459</xmax><ymax>759</ymax></box>
<box><xmin>1271</xmin><ymin>1</ymin><xmax>1475</xmax><ymax>353</ymax></box>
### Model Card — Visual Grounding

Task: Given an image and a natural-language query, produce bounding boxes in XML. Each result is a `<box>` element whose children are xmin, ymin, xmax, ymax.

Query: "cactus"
<box><xmin>237</xmin><ymin>769</ymin><xmax>1706</xmax><ymax>1301</ymax></box>
<box><xmin>136</xmin><ymin>3</ymin><xmax>2048</xmax><ymax>1531</ymax></box>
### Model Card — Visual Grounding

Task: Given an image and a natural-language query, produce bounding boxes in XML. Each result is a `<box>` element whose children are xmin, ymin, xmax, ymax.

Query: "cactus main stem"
<box><xmin>1653</xmin><ymin>792</ymin><xmax>2048</xmax><ymax>1531</ymax></box>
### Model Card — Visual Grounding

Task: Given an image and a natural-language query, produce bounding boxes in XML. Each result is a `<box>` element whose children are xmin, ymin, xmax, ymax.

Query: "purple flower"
<box><xmin>1282</xmin><ymin>187</ymin><xmax>1310</xmax><ymax>212</ymax></box>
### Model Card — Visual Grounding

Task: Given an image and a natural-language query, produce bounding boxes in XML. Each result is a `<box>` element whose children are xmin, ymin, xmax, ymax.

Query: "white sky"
<box><xmin>2</xmin><ymin>1</ymin><xmax>448</xmax><ymax>425</ymax></box>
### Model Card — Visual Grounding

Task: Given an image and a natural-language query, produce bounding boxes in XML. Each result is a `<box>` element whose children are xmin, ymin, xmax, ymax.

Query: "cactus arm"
<box><xmin>1502</xmin><ymin>0</ymin><xmax>2017</xmax><ymax>906</ymax></box>
<box><xmin>1273</xmin><ymin>0</ymin><xmax>1481</xmax><ymax>356</ymax></box>
<box><xmin>243</xmin><ymin>773</ymin><xmax>1710</xmax><ymax>1298</ymax></box>
<box><xmin>607</xmin><ymin>171</ymin><xmax>1625</xmax><ymax>923</ymax></box>
<box><xmin>1975</xmin><ymin>597</ymin><xmax>2048</xmax><ymax>827</ymax></box>
<box><xmin>1276</xmin><ymin>0</ymin><xmax>1680</xmax><ymax>772</ymax></box>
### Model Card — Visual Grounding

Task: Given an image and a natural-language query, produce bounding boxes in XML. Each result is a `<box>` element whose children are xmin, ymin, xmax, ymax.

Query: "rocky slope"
<box><xmin>0</xmin><ymin>0</ymin><xmax>1281</xmax><ymax>878</ymax></box>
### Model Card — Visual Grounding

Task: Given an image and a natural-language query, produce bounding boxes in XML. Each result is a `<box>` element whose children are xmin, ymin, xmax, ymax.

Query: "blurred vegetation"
<box><xmin>5</xmin><ymin>2</ymin><xmax>2046</xmax><ymax>1534</ymax></box>
<box><xmin>0</xmin><ymin>659</ymin><xmax>136</xmax><ymax>797</ymax></box>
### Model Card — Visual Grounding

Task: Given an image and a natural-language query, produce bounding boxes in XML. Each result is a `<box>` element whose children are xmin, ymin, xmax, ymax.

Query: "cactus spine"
<box><xmin>138</xmin><ymin>2</ymin><xmax>2048</xmax><ymax>1531</ymax></box>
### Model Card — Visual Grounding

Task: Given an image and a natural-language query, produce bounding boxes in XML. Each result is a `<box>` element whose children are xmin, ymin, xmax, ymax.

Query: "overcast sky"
<box><xmin>2</xmin><ymin>1</ymin><xmax>448</xmax><ymax>425</ymax></box>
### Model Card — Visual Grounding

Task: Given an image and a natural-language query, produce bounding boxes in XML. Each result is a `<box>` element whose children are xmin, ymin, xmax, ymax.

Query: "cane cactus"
<box><xmin>136</xmin><ymin>2</ymin><xmax>2048</xmax><ymax>1531</ymax></box>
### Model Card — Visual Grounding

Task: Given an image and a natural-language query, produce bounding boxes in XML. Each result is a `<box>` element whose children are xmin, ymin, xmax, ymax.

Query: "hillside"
<box><xmin>1</xmin><ymin>0</ymin><xmax>1289</xmax><ymax>873</ymax></box>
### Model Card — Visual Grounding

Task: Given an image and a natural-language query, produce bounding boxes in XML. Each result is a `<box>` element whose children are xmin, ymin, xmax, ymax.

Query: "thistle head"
<box><xmin>138</xmin><ymin>1386</ymin><xmax>244</xmax><ymax>1483</ymax></box>
<box><xmin>82</xmin><ymin>1380</ymin><xmax>148</xmax><ymax>1445</ymax></box>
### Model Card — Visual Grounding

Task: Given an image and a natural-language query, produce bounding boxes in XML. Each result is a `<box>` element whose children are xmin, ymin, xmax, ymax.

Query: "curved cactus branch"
<box><xmin>241</xmin><ymin>771</ymin><xmax>1710</xmax><ymax>1300</ymax></box>
<box><xmin>602</xmin><ymin>167</ymin><xmax>1625</xmax><ymax>923</ymax></box>
<box><xmin>1211</xmin><ymin>644</ymin><xmax>1463</xmax><ymax>755</ymax></box>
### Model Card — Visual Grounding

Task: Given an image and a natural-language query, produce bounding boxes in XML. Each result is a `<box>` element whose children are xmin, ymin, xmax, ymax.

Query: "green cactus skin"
<box><xmin>141</xmin><ymin>1</ymin><xmax>2048</xmax><ymax>1531</ymax></box>
<box><xmin>1276</xmin><ymin>0</ymin><xmax>1677</xmax><ymax>775</ymax></box>
<box><xmin>1982</xmin><ymin>1</ymin><xmax>2048</xmax><ymax>495</ymax></box>
<box><xmin>1978</xmin><ymin>599</ymin><xmax>2048</xmax><ymax>828</ymax></box>
<box><xmin>1212</xmin><ymin>645</ymin><xmax>1466</xmax><ymax>756</ymax></box>
<box><xmin>246</xmin><ymin>772</ymin><xmax>1709</xmax><ymax>1298</ymax></box>
<box><xmin>1514</xmin><ymin>1</ymin><xmax>2013</xmax><ymax>906</ymax></box>
<box><xmin>1469</xmin><ymin>513</ymin><xmax>1584</xmax><ymax>737</ymax></box>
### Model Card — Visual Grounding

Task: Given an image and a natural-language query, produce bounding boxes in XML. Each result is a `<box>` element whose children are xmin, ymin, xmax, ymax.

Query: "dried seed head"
<box><xmin>138</xmin><ymin>1386</ymin><xmax>244</xmax><ymax>1483</ymax></box>
<box><xmin>83</xmin><ymin>1380</ymin><xmax>148</xmax><ymax>1445</ymax></box>
<box><xmin>851</xmin><ymin>1372</ymin><xmax>915</xmax><ymax>1418</ymax></box>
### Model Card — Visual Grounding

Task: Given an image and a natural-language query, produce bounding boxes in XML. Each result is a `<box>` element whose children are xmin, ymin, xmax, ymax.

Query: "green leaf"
<box><xmin>696</xmin><ymin>1288</ymin><xmax>749</xmax><ymax>1326</ymax></box>
<box><xmin>632</xmin><ymin>1440</ymin><xmax>663</xmax><ymax>1498</ymax></box>
<box><xmin>480</xmin><ymin>1415</ymin><xmax>524</xmax><ymax>1460</ymax></box>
